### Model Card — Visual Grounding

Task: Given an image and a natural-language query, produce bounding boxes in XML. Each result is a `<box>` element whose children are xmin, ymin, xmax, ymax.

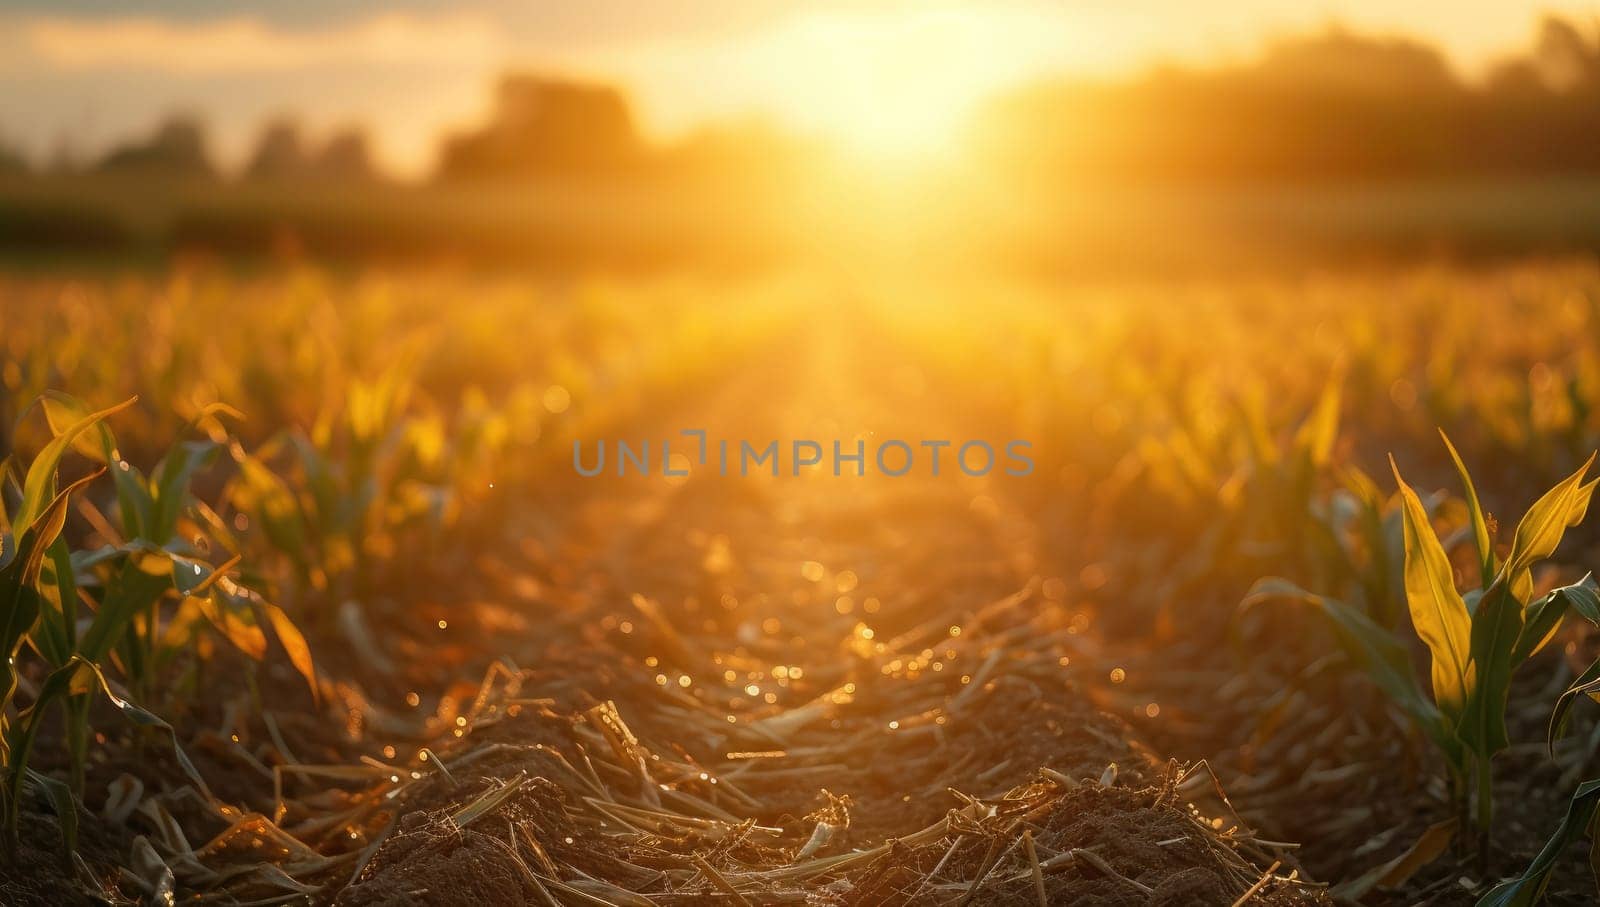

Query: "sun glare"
<box><xmin>751</xmin><ymin>8</ymin><xmax>1062</xmax><ymax>164</ymax></box>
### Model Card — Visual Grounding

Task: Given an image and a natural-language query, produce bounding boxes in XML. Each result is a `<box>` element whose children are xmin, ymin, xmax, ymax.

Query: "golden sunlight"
<box><xmin>15</xmin><ymin>4</ymin><xmax>1600</xmax><ymax>904</ymax></box>
<box><xmin>730</xmin><ymin>7</ymin><xmax>1068</xmax><ymax>162</ymax></box>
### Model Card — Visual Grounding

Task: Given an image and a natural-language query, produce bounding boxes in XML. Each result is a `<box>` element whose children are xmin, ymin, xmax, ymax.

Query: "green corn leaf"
<box><xmin>75</xmin><ymin>550</ymin><xmax>173</xmax><ymax>664</ymax></box>
<box><xmin>1327</xmin><ymin>468</ymin><xmax>1402</xmax><ymax>624</ymax></box>
<box><xmin>231</xmin><ymin>455</ymin><xmax>309</xmax><ymax>571</ymax></box>
<box><xmin>260</xmin><ymin>598</ymin><xmax>318</xmax><ymax>703</ymax></box>
<box><xmin>1459</xmin><ymin>576</ymin><xmax>1524</xmax><ymax>758</ymax></box>
<box><xmin>169</xmin><ymin>552</ymin><xmax>225</xmax><ymax>597</ymax></box>
<box><xmin>287</xmin><ymin>432</ymin><xmax>350</xmax><ymax>529</ymax></box>
<box><xmin>1566</xmin><ymin>574</ymin><xmax>1600</xmax><ymax>624</ymax></box>
<box><xmin>3</xmin><ymin>660</ymin><xmax>88</xmax><ymax>836</ymax></box>
<box><xmin>77</xmin><ymin>659</ymin><xmax>213</xmax><ymax>800</ymax></box>
<box><xmin>6</xmin><ymin>655</ymin><xmax>215</xmax><ymax>833</ymax></box>
<box><xmin>38</xmin><ymin>392</ymin><xmax>114</xmax><ymax>465</ymax></box>
<box><xmin>109</xmin><ymin>460</ymin><xmax>154</xmax><ymax>544</ymax></box>
<box><xmin>1341</xmin><ymin>464</ymin><xmax>1381</xmax><ymax>504</ymax></box>
<box><xmin>40</xmin><ymin>395</ymin><xmax>154</xmax><ymax>540</ymax></box>
<box><xmin>40</xmin><ymin>392</ymin><xmax>156</xmax><ymax>542</ymax></box>
<box><xmin>1</xmin><ymin>471</ymin><xmax>102</xmax><ymax>711</ymax></box>
<box><xmin>1440</xmin><ymin>430</ymin><xmax>1495</xmax><ymax>589</ymax></box>
<box><xmin>69</xmin><ymin>544</ymin><xmax>129</xmax><ymax>574</ymax></box>
<box><xmin>1571</xmin><ymin>477</ymin><xmax>1600</xmax><ymax>531</ymax></box>
<box><xmin>183</xmin><ymin>401</ymin><xmax>245</xmax><ymax>439</ymax></box>
<box><xmin>14</xmin><ymin>397</ymin><xmax>136</xmax><ymax>538</ymax></box>
<box><xmin>1505</xmin><ymin>454</ymin><xmax>1597</xmax><ymax>581</ymax></box>
<box><xmin>1550</xmin><ymin>653</ymin><xmax>1600</xmax><ymax>754</ymax></box>
<box><xmin>1294</xmin><ymin>376</ymin><xmax>1342</xmax><ymax>467</ymax></box>
<box><xmin>31</xmin><ymin>539</ymin><xmax>78</xmax><ymax>667</ymax></box>
<box><xmin>1243</xmin><ymin>578</ymin><xmax>1461</xmax><ymax>764</ymax></box>
<box><xmin>1477</xmin><ymin>778</ymin><xmax>1600</xmax><ymax>907</ymax></box>
<box><xmin>1516</xmin><ymin>574</ymin><xmax>1600</xmax><ymax>667</ymax></box>
<box><xmin>0</xmin><ymin>581</ymin><xmax>44</xmax><ymax>713</ymax></box>
<box><xmin>1391</xmin><ymin>456</ymin><xmax>1473</xmax><ymax>723</ymax></box>
<box><xmin>149</xmin><ymin>440</ymin><xmax>218</xmax><ymax>543</ymax></box>
<box><xmin>1509</xmin><ymin>475</ymin><xmax>1600</xmax><ymax>609</ymax></box>
<box><xmin>184</xmin><ymin>589</ymin><xmax>266</xmax><ymax>661</ymax></box>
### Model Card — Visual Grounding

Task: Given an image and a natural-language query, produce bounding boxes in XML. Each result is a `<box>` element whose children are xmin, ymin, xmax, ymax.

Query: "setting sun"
<box><xmin>737</xmin><ymin>8</ymin><xmax>1066</xmax><ymax>162</ymax></box>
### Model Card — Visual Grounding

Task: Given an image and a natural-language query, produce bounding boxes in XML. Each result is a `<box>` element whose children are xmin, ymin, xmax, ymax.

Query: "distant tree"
<box><xmin>312</xmin><ymin>128</ymin><xmax>376</xmax><ymax>182</ymax></box>
<box><xmin>97</xmin><ymin>116</ymin><xmax>213</xmax><ymax>178</ymax></box>
<box><xmin>975</xmin><ymin>17</ymin><xmax>1600</xmax><ymax>183</ymax></box>
<box><xmin>436</xmin><ymin>75</ymin><xmax>643</xmax><ymax>180</ymax></box>
<box><xmin>245</xmin><ymin>118</ymin><xmax>310</xmax><ymax>181</ymax></box>
<box><xmin>1251</xmin><ymin>29</ymin><xmax>1458</xmax><ymax>96</ymax></box>
<box><xmin>243</xmin><ymin>119</ymin><xmax>377</xmax><ymax>183</ymax></box>
<box><xmin>1485</xmin><ymin>58</ymin><xmax>1547</xmax><ymax>97</ymax></box>
<box><xmin>1534</xmin><ymin>16</ymin><xmax>1600</xmax><ymax>92</ymax></box>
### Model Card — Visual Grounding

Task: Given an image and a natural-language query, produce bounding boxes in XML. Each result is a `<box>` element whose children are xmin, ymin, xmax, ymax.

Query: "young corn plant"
<box><xmin>1126</xmin><ymin>377</ymin><xmax>1357</xmax><ymax>629</ymax></box>
<box><xmin>1247</xmin><ymin>433</ymin><xmax>1600</xmax><ymax>845</ymax></box>
<box><xmin>1509</xmin><ymin>590</ymin><xmax>1600</xmax><ymax>904</ymax></box>
<box><xmin>42</xmin><ymin>394</ymin><xmax>228</xmax><ymax>698</ymax></box>
<box><xmin>1</xmin><ymin>397</ymin><xmax>133</xmax><ymax>851</ymax></box>
<box><xmin>1139</xmin><ymin>375</ymin><xmax>1341</xmax><ymax>561</ymax></box>
<box><xmin>226</xmin><ymin>363</ymin><xmax>478</xmax><ymax>619</ymax></box>
<box><xmin>1476</xmin><ymin>775</ymin><xmax>1600</xmax><ymax>905</ymax></box>
<box><xmin>228</xmin><ymin>363</ymin><xmax>414</xmax><ymax>606</ymax></box>
<box><xmin>37</xmin><ymin>393</ymin><xmax>316</xmax><ymax>702</ymax></box>
<box><xmin>1306</xmin><ymin>463</ymin><xmax>1410</xmax><ymax>629</ymax></box>
<box><xmin>2</xmin><ymin>393</ymin><xmax>316</xmax><ymax>853</ymax></box>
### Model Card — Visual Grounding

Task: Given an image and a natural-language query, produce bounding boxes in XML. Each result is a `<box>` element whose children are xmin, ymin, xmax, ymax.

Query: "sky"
<box><xmin>1</xmin><ymin>1</ymin><xmax>1596</xmax><ymax>177</ymax></box>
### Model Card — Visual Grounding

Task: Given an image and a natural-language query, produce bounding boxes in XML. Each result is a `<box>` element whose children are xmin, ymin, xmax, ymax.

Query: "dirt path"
<box><xmin>319</xmin><ymin>318</ymin><xmax>1328</xmax><ymax>905</ymax></box>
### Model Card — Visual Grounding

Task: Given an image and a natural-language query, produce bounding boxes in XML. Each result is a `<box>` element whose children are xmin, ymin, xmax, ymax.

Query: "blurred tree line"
<box><xmin>7</xmin><ymin>15</ymin><xmax>1600</xmax><ymax>271</ymax></box>
<box><xmin>432</xmin><ymin>75</ymin><xmax>812</xmax><ymax>184</ymax></box>
<box><xmin>11</xmin><ymin>16</ymin><xmax>1600</xmax><ymax>187</ymax></box>
<box><xmin>977</xmin><ymin>16</ymin><xmax>1600</xmax><ymax>183</ymax></box>
<box><xmin>11</xmin><ymin>116</ymin><xmax>380</xmax><ymax>183</ymax></box>
<box><xmin>0</xmin><ymin>75</ymin><xmax>809</xmax><ymax>188</ymax></box>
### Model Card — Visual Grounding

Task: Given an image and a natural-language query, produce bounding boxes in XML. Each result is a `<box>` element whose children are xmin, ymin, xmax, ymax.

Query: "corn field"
<box><xmin>2</xmin><ymin>260</ymin><xmax>1600</xmax><ymax>905</ymax></box>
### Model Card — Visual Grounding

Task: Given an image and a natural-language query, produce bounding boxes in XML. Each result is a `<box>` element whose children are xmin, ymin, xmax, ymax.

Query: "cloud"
<box><xmin>22</xmin><ymin>12</ymin><xmax>507</xmax><ymax>74</ymax></box>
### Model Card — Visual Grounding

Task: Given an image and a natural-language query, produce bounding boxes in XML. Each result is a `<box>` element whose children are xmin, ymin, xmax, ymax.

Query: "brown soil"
<box><xmin>0</xmin><ymin>327</ymin><xmax>1484</xmax><ymax>905</ymax></box>
<box><xmin>296</xmin><ymin>342</ymin><xmax>1327</xmax><ymax>904</ymax></box>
